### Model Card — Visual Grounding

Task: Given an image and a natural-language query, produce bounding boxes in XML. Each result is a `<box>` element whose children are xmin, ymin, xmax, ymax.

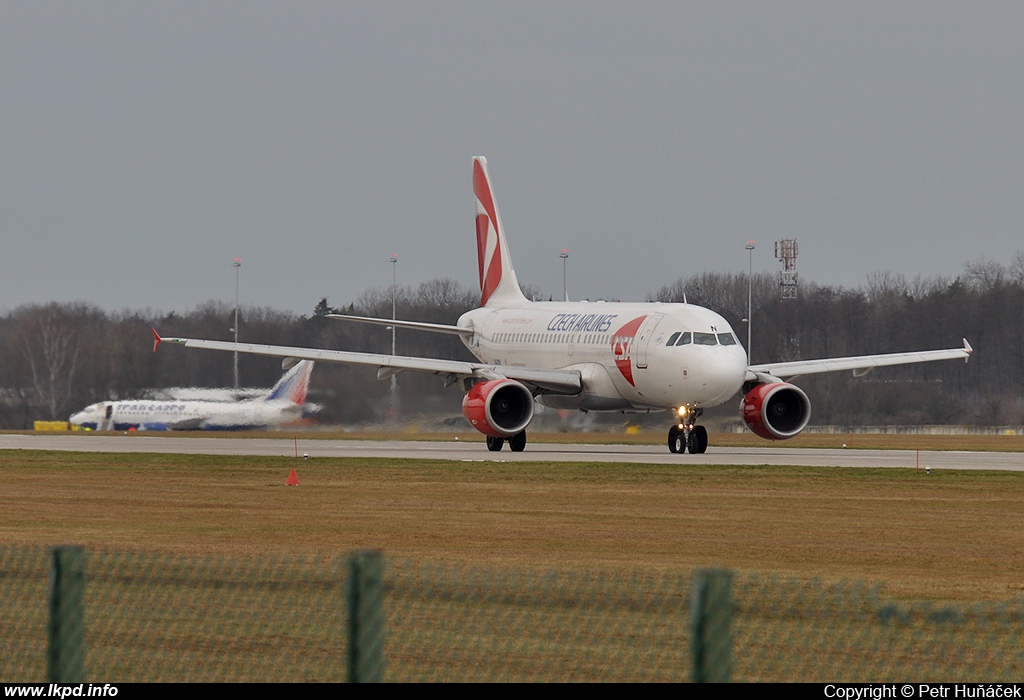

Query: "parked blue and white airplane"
<box><xmin>154</xmin><ymin>157</ymin><xmax>972</xmax><ymax>453</ymax></box>
<box><xmin>69</xmin><ymin>360</ymin><xmax>315</xmax><ymax>431</ymax></box>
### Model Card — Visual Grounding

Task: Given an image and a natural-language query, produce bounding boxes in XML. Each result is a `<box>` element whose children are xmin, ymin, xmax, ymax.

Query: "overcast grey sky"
<box><xmin>3</xmin><ymin>2</ymin><xmax>1022</xmax><ymax>316</ymax></box>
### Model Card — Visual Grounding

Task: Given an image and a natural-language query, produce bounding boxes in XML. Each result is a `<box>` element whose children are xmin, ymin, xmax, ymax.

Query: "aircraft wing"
<box><xmin>154</xmin><ymin>332</ymin><xmax>582</xmax><ymax>395</ymax></box>
<box><xmin>747</xmin><ymin>338</ymin><xmax>972</xmax><ymax>380</ymax></box>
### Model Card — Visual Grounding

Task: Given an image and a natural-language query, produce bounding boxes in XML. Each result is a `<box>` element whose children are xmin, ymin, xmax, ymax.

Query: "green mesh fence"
<box><xmin>733</xmin><ymin>575</ymin><xmax>1024</xmax><ymax>682</ymax></box>
<box><xmin>2</xmin><ymin>547</ymin><xmax>50</xmax><ymax>682</ymax></box>
<box><xmin>1</xmin><ymin>547</ymin><xmax>348</xmax><ymax>682</ymax></box>
<box><xmin>382</xmin><ymin>560</ymin><xmax>691</xmax><ymax>681</ymax></box>
<box><xmin>2</xmin><ymin>546</ymin><xmax>1023</xmax><ymax>682</ymax></box>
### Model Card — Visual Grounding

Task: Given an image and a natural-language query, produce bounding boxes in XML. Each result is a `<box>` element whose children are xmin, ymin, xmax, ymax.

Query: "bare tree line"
<box><xmin>2</xmin><ymin>255</ymin><xmax>1021</xmax><ymax>430</ymax></box>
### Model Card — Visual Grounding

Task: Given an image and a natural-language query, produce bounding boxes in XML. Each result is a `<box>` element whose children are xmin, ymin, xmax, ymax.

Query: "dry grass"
<box><xmin>4</xmin><ymin>448</ymin><xmax>1023</xmax><ymax>604</ymax></box>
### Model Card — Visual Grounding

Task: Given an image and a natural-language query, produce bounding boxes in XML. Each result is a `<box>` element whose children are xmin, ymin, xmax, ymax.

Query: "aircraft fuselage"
<box><xmin>459</xmin><ymin>300</ymin><xmax>747</xmax><ymax>412</ymax></box>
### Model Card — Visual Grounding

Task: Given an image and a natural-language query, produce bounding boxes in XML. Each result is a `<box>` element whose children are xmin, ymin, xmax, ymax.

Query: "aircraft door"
<box><xmin>634</xmin><ymin>314</ymin><xmax>664</xmax><ymax>369</ymax></box>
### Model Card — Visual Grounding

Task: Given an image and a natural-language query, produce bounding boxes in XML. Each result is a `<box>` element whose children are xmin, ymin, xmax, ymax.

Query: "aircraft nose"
<box><xmin>69</xmin><ymin>408</ymin><xmax>97</xmax><ymax>426</ymax></box>
<box><xmin>698</xmin><ymin>350</ymin><xmax>747</xmax><ymax>403</ymax></box>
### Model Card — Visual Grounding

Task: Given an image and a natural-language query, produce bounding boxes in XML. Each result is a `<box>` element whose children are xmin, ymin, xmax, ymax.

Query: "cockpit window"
<box><xmin>666</xmin><ymin>332</ymin><xmax>680</xmax><ymax>346</ymax></box>
<box><xmin>717</xmin><ymin>333</ymin><xmax>737</xmax><ymax>346</ymax></box>
<box><xmin>693</xmin><ymin>332</ymin><xmax>718</xmax><ymax>346</ymax></box>
<box><xmin>676</xmin><ymin>332</ymin><xmax>692</xmax><ymax>346</ymax></box>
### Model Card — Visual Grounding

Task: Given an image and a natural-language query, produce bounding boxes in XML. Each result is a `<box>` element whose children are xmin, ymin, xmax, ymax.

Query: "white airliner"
<box><xmin>69</xmin><ymin>360</ymin><xmax>315</xmax><ymax>431</ymax></box>
<box><xmin>154</xmin><ymin>157</ymin><xmax>972</xmax><ymax>453</ymax></box>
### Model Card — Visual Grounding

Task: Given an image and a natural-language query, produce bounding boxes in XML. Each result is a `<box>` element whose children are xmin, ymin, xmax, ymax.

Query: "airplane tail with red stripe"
<box><xmin>473</xmin><ymin>157</ymin><xmax>528</xmax><ymax>307</ymax></box>
<box><xmin>264</xmin><ymin>360</ymin><xmax>314</xmax><ymax>404</ymax></box>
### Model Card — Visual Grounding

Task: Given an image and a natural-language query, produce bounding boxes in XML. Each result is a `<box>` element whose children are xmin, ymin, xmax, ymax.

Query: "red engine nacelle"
<box><xmin>741</xmin><ymin>382</ymin><xmax>811</xmax><ymax>440</ymax></box>
<box><xmin>462</xmin><ymin>378</ymin><xmax>535</xmax><ymax>438</ymax></box>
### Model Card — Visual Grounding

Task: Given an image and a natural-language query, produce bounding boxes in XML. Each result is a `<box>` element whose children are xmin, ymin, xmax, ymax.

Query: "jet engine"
<box><xmin>741</xmin><ymin>382</ymin><xmax>811</xmax><ymax>440</ymax></box>
<box><xmin>462</xmin><ymin>378</ymin><xmax>535</xmax><ymax>438</ymax></box>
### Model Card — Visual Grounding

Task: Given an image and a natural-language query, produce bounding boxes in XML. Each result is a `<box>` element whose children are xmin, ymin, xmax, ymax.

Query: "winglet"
<box><xmin>152</xmin><ymin>328</ymin><xmax>162</xmax><ymax>353</ymax></box>
<box><xmin>963</xmin><ymin>338</ymin><xmax>973</xmax><ymax>361</ymax></box>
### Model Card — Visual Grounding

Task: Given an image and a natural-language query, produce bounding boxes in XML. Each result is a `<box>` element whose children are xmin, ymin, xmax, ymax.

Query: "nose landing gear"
<box><xmin>667</xmin><ymin>410</ymin><xmax>708</xmax><ymax>454</ymax></box>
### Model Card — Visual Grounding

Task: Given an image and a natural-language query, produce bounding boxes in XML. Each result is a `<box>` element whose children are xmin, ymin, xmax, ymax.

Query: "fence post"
<box><xmin>48</xmin><ymin>546</ymin><xmax>85</xmax><ymax>683</ymax></box>
<box><xmin>346</xmin><ymin>549</ymin><xmax>385</xmax><ymax>683</ymax></box>
<box><xmin>690</xmin><ymin>568</ymin><xmax>733</xmax><ymax>682</ymax></box>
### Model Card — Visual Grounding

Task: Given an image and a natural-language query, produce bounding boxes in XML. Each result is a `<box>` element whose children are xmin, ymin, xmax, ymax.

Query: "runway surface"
<box><xmin>2</xmin><ymin>433</ymin><xmax>1022</xmax><ymax>471</ymax></box>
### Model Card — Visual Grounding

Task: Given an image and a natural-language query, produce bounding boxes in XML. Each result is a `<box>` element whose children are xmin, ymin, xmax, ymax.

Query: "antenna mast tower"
<box><xmin>775</xmin><ymin>239</ymin><xmax>799</xmax><ymax>299</ymax></box>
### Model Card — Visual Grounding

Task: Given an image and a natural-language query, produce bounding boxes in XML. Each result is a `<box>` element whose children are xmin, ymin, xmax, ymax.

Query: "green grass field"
<box><xmin>4</xmin><ymin>445</ymin><xmax>1023</xmax><ymax>603</ymax></box>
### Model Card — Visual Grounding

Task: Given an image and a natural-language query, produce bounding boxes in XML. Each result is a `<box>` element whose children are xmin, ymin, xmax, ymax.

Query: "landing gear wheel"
<box><xmin>668</xmin><ymin>425</ymin><xmax>681</xmax><ymax>453</ymax></box>
<box><xmin>509</xmin><ymin>430</ymin><xmax>527</xmax><ymax>452</ymax></box>
<box><xmin>486</xmin><ymin>436</ymin><xmax>504</xmax><ymax>452</ymax></box>
<box><xmin>692</xmin><ymin>425</ymin><xmax>708</xmax><ymax>454</ymax></box>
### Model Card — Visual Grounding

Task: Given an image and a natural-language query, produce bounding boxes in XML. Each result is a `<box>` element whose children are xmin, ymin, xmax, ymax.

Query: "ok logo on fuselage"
<box><xmin>611</xmin><ymin>316</ymin><xmax>647</xmax><ymax>387</ymax></box>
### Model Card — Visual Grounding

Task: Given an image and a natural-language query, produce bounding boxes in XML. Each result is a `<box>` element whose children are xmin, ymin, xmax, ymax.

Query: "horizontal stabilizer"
<box><xmin>326</xmin><ymin>314</ymin><xmax>474</xmax><ymax>337</ymax></box>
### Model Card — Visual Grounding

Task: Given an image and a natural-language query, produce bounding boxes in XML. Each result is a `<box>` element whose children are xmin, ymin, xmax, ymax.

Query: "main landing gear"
<box><xmin>668</xmin><ymin>423</ymin><xmax>708</xmax><ymax>454</ymax></box>
<box><xmin>486</xmin><ymin>430</ymin><xmax>527</xmax><ymax>452</ymax></box>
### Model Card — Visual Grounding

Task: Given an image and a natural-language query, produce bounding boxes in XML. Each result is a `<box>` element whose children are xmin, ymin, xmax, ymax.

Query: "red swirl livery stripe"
<box><xmin>612</xmin><ymin>315</ymin><xmax>646</xmax><ymax>386</ymax></box>
<box><xmin>474</xmin><ymin>159</ymin><xmax>503</xmax><ymax>306</ymax></box>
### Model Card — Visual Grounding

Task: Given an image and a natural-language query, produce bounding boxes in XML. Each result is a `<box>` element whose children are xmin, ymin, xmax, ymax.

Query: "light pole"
<box><xmin>389</xmin><ymin>254</ymin><xmax>398</xmax><ymax>400</ymax></box>
<box><xmin>745</xmin><ymin>241</ymin><xmax>754</xmax><ymax>365</ymax></box>
<box><xmin>232</xmin><ymin>257</ymin><xmax>241</xmax><ymax>388</ymax></box>
<box><xmin>560</xmin><ymin>248</ymin><xmax>569</xmax><ymax>301</ymax></box>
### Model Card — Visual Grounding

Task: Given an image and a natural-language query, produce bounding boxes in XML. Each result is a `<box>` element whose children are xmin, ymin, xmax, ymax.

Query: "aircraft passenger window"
<box><xmin>693</xmin><ymin>332</ymin><xmax>718</xmax><ymax>345</ymax></box>
<box><xmin>667</xmin><ymin>332</ymin><xmax>680</xmax><ymax>346</ymax></box>
<box><xmin>717</xmin><ymin>333</ymin><xmax>738</xmax><ymax>346</ymax></box>
<box><xmin>676</xmin><ymin>332</ymin><xmax>692</xmax><ymax>346</ymax></box>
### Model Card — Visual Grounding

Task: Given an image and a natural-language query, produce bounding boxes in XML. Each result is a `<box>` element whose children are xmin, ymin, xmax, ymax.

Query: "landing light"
<box><xmin>676</xmin><ymin>405</ymin><xmax>689</xmax><ymax>419</ymax></box>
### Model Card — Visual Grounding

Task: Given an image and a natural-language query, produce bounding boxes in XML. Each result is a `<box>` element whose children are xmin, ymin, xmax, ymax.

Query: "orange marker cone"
<box><xmin>286</xmin><ymin>468</ymin><xmax>300</xmax><ymax>486</ymax></box>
